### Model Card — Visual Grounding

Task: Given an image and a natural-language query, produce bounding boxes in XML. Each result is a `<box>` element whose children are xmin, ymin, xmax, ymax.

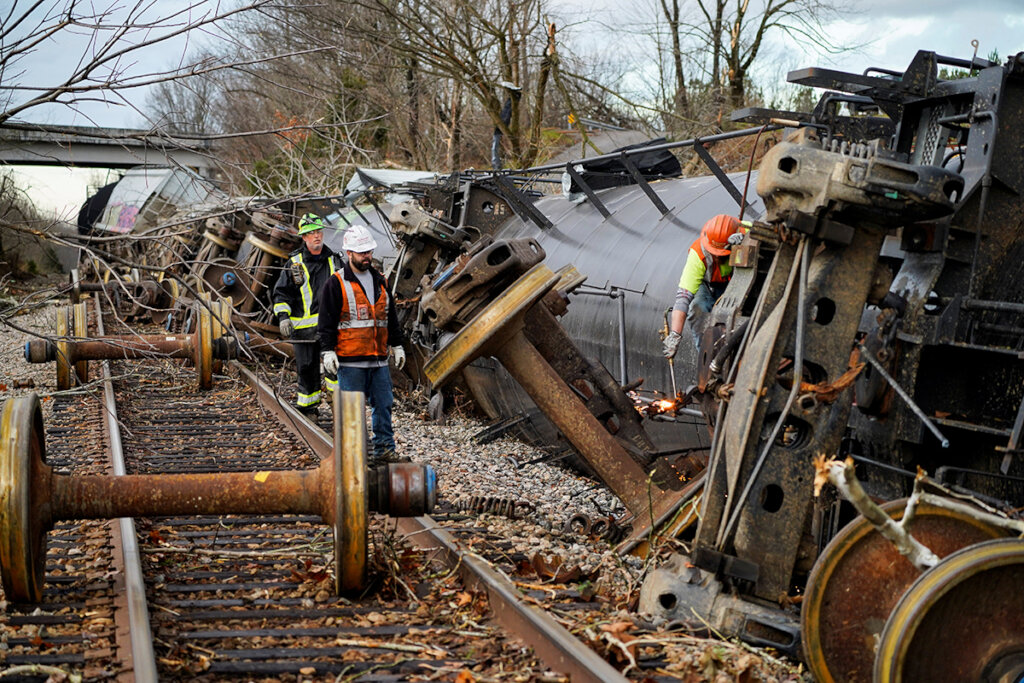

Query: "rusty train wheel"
<box><xmin>150</xmin><ymin>278</ymin><xmax>180</xmax><ymax>326</ymax></box>
<box><xmin>423</xmin><ymin>263</ymin><xmax>559</xmax><ymax>389</ymax></box>
<box><xmin>70</xmin><ymin>268</ymin><xmax>82</xmax><ymax>304</ymax></box>
<box><xmin>195</xmin><ymin>300</ymin><xmax>214</xmax><ymax>389</ymax></box>
<box><xmin>72</xmin><ymin>301</ymin><xmax>89</xmax><ymax>386</ymax></box>
<box><xmin>334</xmin><ymin>390</ymin><xmax>368</xmax><ymax>593</ymax></box>
<box><xmin>875</xmin><ymin>537</ymin><xmax>1024</xmax><ymax>682</ymax></box>
<box><xmin>245</xmin><ymin>232</ymin><xmax>290</xmax><ymax>259</ymax></box>
<box><xmin>801</xmin><ymin>499</ymin><xmax>1007</xmax><ymax>682</ymax></box>
<box><xmin>202</xmin><ymin>229</ymin><xmax>236</xmax><ymax>251</ymax></box>
<box><xmin>0</xmin><ymin>395</ymin><xmax>51</xmax><ymax>603</ymax></box>
<box><xmin>55</xmin><ymin>306</ymin><xmax>72</xmax><ymax>391</ymax></box>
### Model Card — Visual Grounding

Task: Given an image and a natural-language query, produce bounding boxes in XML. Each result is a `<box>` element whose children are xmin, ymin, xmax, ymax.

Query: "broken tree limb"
<box><xmin>918</xmin><ymin>492</ymin><xmax>1024</xmax><ymax>535</ymax></box>
<box><xmin>813</xmin><ymin>455</ymin><xmax>940</xmax><ymax>571</ymax></box>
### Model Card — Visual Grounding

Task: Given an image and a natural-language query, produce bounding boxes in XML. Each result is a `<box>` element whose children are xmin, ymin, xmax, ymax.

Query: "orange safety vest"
<box><xmin>690</xmin><ymin>237</ymin><xmax>732</xmax><ymax>284</ymax></box>
<box><xmin>333</xmin><ymin>271</ymin><xmax>390</xmax><ymax>360</ymax></box>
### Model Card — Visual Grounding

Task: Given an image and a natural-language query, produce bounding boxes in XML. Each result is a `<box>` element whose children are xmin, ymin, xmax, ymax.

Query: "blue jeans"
<box><xmin>331</xmin><ymin>365</ymin><xmax>394</xmax><ymax>453</ymax></box>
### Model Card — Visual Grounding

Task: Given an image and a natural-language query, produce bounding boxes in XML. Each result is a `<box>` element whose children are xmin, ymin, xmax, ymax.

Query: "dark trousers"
<box><xmin>293</xmin><ymin>326</ymin><xmax>322</xmax><ymax>410</ymax></box>
<box><xmin>688</xmin><ymin>281</ymin><xmax>729</xmax><ymax>346</ymax></box>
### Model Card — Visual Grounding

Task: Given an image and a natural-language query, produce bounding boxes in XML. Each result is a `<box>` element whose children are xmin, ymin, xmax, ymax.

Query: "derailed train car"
<box><xmin>392</xmin><ymin>49</ymin><xmax>1024</xmax><ymax>680</ymax></box>
<box><xmin>74</xmin><ymin>168</ymin><xmax>415</xmax><ymax>334</ymax></box>
<box><xmin>383</xmin><ymin>140</ymin><xmax>770</xmax><ymax>465</ymax></box>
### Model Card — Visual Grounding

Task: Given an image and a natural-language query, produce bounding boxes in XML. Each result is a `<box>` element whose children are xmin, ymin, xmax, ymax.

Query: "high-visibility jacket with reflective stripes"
<box><xmin>677</xmin><ymin>237</ymin><xmax>733</xmax><ymax>294</ymax></box>
<box><xmin>271</xmin><ymin>246</ymin><xmax>341</xmax><ymax>330</ymax></box>
<box><xmin>331</xmin><ymin>270</ymin><xmax>389</xmax><ymax>360</ymax></box>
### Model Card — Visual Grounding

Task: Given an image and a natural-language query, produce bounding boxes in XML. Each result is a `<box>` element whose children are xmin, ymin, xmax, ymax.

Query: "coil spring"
<box><xmin>457</xmin><ymin>496</ymin><xmax>534</xmax><ymax>520</ymax></box>
<box><xmin>562</xmin><ymin>513</ymin><xmax>632</xmax><ymax>544</ymax></box>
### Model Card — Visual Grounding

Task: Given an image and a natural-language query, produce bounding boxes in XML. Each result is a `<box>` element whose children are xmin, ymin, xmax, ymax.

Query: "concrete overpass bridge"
<box><xmin>0</xmin><ymin>121</ymin><xmax>219</xmax><ymax>178</ymax></box>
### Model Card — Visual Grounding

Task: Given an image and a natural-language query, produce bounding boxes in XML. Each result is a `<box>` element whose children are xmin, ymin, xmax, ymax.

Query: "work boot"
<box><xmin>377</xmin><ymin>448</ymin><xmax>411</xmax><ymax>464</ymax></box>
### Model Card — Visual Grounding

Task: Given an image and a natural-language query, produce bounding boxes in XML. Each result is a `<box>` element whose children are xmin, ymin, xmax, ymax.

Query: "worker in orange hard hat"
<box><xmin>663</xmin><ymin>214</ymin><xmax>746</xmax><ymax>359</ymax></box>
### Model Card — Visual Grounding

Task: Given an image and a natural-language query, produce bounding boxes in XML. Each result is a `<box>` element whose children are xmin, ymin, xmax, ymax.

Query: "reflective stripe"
<box><xmin>677</xmin><ymin>238</ymin><xmax>731</xmax><ymax>294</ymax></box>
<box><xmin>333</xmin><ymin>271</ymin><xmax>390</xmax><ymax>359</ymax></box>
<box><xmin>273</xmin><ymin>302</ymin><xmax>291</xmax><ymax>316</ymax></box>
<box><xmin>338</xmin><ymin>276</ymin><xmax>359</xmax><ymax>329</ymax></box>
<box><xmin>287</xmin><ymin>253</ymin><xmax>341</xmax><ymax>329</ymax></box>
<box><xmin>297</xmin><ymin>390</ymin><xmax>321</xmax><ymax>407</ymax></box>
<box><xmin>292</xmin><ymin>254</ymin><xmax>315</xmax><ymax>326</ymax></box>
<box><xmin>324</xmin><ymin>376</ymin><xmax>338</xmax><ymax>392</ymax></box>
<box><xmin>701</xmin><ymin>247</ymin><xmax>731</xmax><ymax>281</ymax></box>
<box><xmin>337</xmin><ymin>278</ymin><xmax>388</xmax><ymax>329</ymax></box>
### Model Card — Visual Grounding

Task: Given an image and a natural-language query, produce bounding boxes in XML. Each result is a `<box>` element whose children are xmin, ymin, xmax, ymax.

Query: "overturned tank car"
<box><xmin>628</xmin><ymin>49</ymin><xmax>1024</xmax><ymax>680</ymax></box>
<box><xmin>384</xmin><ymin>49</ymin><xmax>1024</xmax><ymax>680</ymax></box>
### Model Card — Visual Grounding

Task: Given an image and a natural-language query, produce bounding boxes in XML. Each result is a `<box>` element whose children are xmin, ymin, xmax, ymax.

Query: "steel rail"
<box><xmin>94</xmin><ymin>297</ymin><xmax>159</xmax><ymax>683</ymax></box>
<box><xmin>396</xmin><ymin>516</ymin><xmax>630</xmax><ymax>683</ymax></box>
<box><xmin>230</xmin><ymin>360</ymin><xmax>629</xmax><ymax>682</ymax></box>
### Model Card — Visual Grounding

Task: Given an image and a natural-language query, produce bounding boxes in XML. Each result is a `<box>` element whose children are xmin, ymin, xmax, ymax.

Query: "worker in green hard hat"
<box><xmin>271</xmin><ymin>213</ymin><xmax>342</xmax><ymax>418</ymax></box>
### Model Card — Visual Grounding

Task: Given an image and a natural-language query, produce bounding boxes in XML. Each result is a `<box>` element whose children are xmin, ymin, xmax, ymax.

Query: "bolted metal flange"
<box><xmin>0</xmin><ymin>391</ymin><xmax>436</xmax><ymax>603</ymax></box>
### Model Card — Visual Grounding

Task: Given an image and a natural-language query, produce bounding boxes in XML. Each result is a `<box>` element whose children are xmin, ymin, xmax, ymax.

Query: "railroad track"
<box><xmin>0</xmin><ymin>296</ymin><xmax>633</xmax><ymax>682</ymax></box>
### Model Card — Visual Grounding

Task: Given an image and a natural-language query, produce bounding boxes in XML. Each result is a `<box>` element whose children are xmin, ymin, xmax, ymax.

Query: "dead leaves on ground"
<box><xmin>514</xmin><ymin>553</ymin><xmax>599</xmax><ymax>585</ymax></box>
<box><xmin>289</xmin><ymin>558</ymin><xmax>329</xmax><ymax>583</ymax></box>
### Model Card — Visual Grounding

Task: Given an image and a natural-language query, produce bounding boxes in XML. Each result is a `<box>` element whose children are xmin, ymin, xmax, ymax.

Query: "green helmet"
<box><xmin>298</xmin><ymin>213</ymin><xmax>327</xmax><ymax>235</ymax></box>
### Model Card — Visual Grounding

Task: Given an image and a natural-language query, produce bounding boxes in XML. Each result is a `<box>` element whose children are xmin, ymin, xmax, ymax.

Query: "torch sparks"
<box><xmin>631</xmin><ymin>392</ymin><xmax>682</xmax><ymax>418</ymax></box>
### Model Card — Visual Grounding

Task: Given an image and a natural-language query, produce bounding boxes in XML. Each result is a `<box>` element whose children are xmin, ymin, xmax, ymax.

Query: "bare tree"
<box><xmin>640</xmin><ymin>0</ymin><xmax>850</xmax><ymax>130</ymax></box>
<box><xmin>0</xmin><ymin>1</ymin><xmax>286</xmax><ymax>126</ymax></box>
<box><xmin>341</xmin><ymin>0</ymin><xmax>568</xmax><ymax>169</ymax></box>
<box><xmin>705</xmin><ymin>0</ymin><xmax>851</xmax><ymax>111</ymax></box>
<box><xmin>144</xmin><ymin>57</ymin><xmax>221</xmax><ymax>136</ymax></box>
<box><xmin>657</xmin><ymin>0</ymin><xmax>693</xmax><ymax>122</ymax></box>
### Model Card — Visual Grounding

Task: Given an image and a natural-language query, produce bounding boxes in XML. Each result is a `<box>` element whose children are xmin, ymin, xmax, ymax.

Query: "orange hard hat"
<box><xmin>700</xmin><ymin>214</ymin><xmax>741</xmax><ymax>256</ymax></box>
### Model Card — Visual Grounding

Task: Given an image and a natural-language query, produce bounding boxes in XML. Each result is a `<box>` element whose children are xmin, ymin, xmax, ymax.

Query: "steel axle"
<box><xmin>24</xmin><ymin>299</ymin><xmax>233</xmax><ymax>389</ymax></box>
<box><xmin>424</xmin><ymin>264</ymin><xmax>678</xmax><ymax>526</ymax></box>
<box><xmin>0</xmin><ymin>391</ymin><xmax>436</xmax><ymax>602</ymax></box>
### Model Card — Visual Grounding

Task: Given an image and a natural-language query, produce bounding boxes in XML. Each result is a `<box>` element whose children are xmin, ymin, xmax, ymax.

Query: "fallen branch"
<box><xmin>334</xmin><ymin>638</ymin><xmax>448</xmax><ymax>657</ymax></box>
<box><xmin>918</xmin><ymin>492</ymin><xmax>1024</xmax><ymax>535</ymax></box>
<box><xmin>813</xmin><ymin>455</ymin><xmax>939</xmax><ymax>571</ymax></box>
<box><xmin>0</xmin><ymin>665</ymin><xmax>82</xmax><ymax>682</ymax></box>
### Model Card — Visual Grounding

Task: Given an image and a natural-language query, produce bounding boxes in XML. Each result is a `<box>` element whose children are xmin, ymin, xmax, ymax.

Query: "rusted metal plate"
<box><xmin>420</xmin><ymin>237</ymin><xmax>545</xmax><ymax>328</ymax></box>
<box><xmin>424</xmin><ymin>263</ymin><xmax>559</xmax><ymax>389</ymax></box>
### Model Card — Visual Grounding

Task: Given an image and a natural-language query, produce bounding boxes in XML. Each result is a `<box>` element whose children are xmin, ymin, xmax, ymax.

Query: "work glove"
<box><xmin>727</xmin><ymin>232</ymin><xmax>745</xmax><ymax>245</ymax></box>
<box><xmin>392</xmin><ymin>345</ymin><xmax>406</xmax><ymax>370</ymax></box>
<box><xmin>279</xmin><ymin>318</ymin><xmax>294</xmax><ymax>338</ymax></box>
<box><xmin>662</xmin><ymin>330</ymin><xmax>682</xmax><ymax>359</ymax></box>
<box><xmin>322</xmin><ymin>351</ymin><xmax>339</xmax><ymax>375</ymax></box>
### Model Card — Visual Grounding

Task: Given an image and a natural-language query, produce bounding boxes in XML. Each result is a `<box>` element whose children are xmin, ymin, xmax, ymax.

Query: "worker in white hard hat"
<box><xmin>317</xmin><ymin>223</ymin><xmax>407</xmax><ymax>462</ymax></box>
<box><xmin>272</xmin><ymin>213</ymin><xmax>342</xmax><ymax>417</ymax></box>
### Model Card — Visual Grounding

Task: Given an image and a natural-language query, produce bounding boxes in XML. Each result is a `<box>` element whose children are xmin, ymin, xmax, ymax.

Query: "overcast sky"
<box><xmin>6</xmin><ymin>0</ymin><xmax>1022</xmax><ymax>130</ymax></box>
<box><xmin>789</xmin><ymin>0</ymin><xmax>1023</xmax><ymax>75</ymax></box>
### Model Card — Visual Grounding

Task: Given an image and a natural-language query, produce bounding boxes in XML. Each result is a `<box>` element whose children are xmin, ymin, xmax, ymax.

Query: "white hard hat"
<box><xmin>342</xmin><ymin>224</ymin><xmax>377</xmax><ymax>252</ymax></box>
